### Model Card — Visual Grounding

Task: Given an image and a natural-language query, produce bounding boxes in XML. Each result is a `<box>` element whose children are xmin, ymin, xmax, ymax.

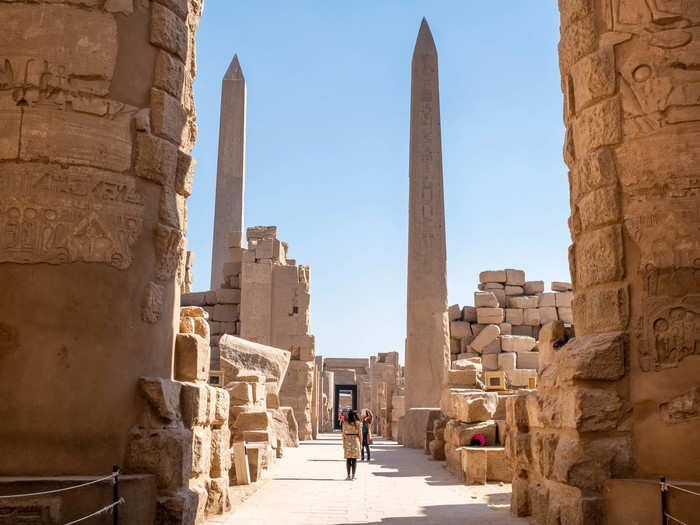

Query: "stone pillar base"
<box><xmin>398</xmin><ymin>408</ymin><xmax>441</xmax><ymax>449</ymax></box>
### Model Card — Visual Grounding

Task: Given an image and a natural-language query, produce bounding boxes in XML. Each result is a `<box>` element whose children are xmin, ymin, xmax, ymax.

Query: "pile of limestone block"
<box><xmin>428</xmin><ymin>358</ymin><xmax>512</xmax><ymax>484</ymax></box>
<box><xmin>126</xmin><ymin>306</ymin><xmax>232</xmax><ymax>522</ymax></box>
<box><xmin>222</xmin><ymin>339</ymin><xmax>300</xmax><ymax>485</ymax></box>
<box><xmin>448</xmin><ymin>268</ymin><xmax>573</xmax><ymax>388</ymax></box>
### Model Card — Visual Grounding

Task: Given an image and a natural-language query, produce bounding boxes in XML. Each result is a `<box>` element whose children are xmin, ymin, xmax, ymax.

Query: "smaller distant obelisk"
<box><xmin>211</xmin><ymin>54</ymin><xmax>246</xmax><ymax>289</ymax></box>
<box><xmin>405</xmin><ymin>19</ymin><xmax>450</xmax><ymax>410</ymax></box>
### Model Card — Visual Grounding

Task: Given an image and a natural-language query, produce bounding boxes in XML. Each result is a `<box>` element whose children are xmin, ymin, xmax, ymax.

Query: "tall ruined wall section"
<box><xmin>0</xmin><ymin>0</ymin><xmax>202</xmax><ymax>475</ymax></box>
<box><xmin>508</xmin><ymin>1</ymin><xmax>700</xmax><ymax>522</ymax></box>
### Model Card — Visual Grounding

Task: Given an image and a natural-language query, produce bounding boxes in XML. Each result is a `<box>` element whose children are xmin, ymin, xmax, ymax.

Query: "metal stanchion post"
<box><xmin>113</xmin><ymin>465</ymin><xmax>119</xmax><ymax>525</ymax></box>
<box><xmin>660</xmin><ymin>476</ymin><xmax>667</xmax><ymax>525</ymax></box>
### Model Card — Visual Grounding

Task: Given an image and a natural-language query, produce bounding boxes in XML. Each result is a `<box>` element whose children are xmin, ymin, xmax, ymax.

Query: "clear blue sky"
<box><xmin>188</xmin><ymin>2</ymin><xmax>571</xmax><ymax>362</ymax></box>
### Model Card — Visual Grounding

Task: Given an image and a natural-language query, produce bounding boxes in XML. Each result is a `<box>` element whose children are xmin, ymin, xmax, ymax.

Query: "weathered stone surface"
<box><xmin>479</xmin><ymin>270</ymin><xmax>506</xmax><ymax>283</ymax></box>
<box><xmin>139</xmin><ymin>377</ymin><xmax>182</xmax><ymax>422</ymax></box>
<box><xmin>400</xmin><ymin>408</ymin><xmax>441</xmax><ymax>449</ymax></box>
<box><xmin>445</xmin><ymin>419</ymin><xmax>497</xmax><ymax>446</ymax></box>
<box><xmin>470</xmin><ymin>325</ymin><xmax>500</xmax><ymax>354</ymax></box>
<box><xmin>474</xmin><ymin>291</ymin><xmax>499</xmax><ymax>308</ymax></box>
<box><xmin>405</xmin><ymin>20</ymin><xmax>450</xmax><ymax>410</ymax></box>
<box><xmin>516</xmin><ymin>352</ymin><xmax>539</xmax><ymax>370</ymax></box>
<box><xmin>181</xmin><ymin>382</ymin><xmax>208</xmax><ymax>429</ymax></box>
<box><xmin>501</xmin><ymin>335</ymin><xmax>537</xmax><ymax>353</ymax></box>
<box><xmin>454</xmin><ymin>392</ymin><xmax>498</xmax><ymax>423</ymax></box>
<box><xmin>447</xmin><ymin>368</ymin><xmax>481</xmax><ymax>388</ymax></box>
<box><xmin>219</xmin><ymin>335</ymin><xmax>291</xmax><ymax>393</ymax></box>
<box><xmin>555</xmin><ymin>332</ymin><xmax>626</xmax><ymax>381</ymax></box>
<box><xmin>174</xmin><ymin>334</ymin><xmax>210</xmax><ymax>382</ymax></box>
<box><xmin>476</xmin><ymin>307</ymin><xmax>504</xmax><ymax>325</ymax></box>
<box><xmin>505</xmin><ymin>269</ymin><xmax>525</xmax><ymax>286</ymax></box>
<box><xmin>268</xmin><ymin>407</ymin><xmax>299</xmax><ymax>448</ymax></box>
<box><xmin>524</xmin><ymin>281</ymin><xmax>545</xmax><ymax>294</ymax></box>
<box><xmin>429</xmin><ymin>439</ymin><xmax>446</xmax><ymax>460</ymax></box>
<box><xmin>234</xmin><ymin>411</ymin><xmax>270</xmax><ymax>431</ymax></box>
<box><xmin>126</xmin><ymin>428</ymin><xmax>193</xmax><ymax>491</ymax></box>
<box><xmin>462</xmin><ymin>447</ymin><xmax>487</xmax><ymax>485</ymax></box>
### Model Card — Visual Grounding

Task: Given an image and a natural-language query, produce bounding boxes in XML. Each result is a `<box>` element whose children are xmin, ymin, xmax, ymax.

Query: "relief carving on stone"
<box><xmin>0</xmin><ymin>164</ymin><xmax>144</xmax><ymax>268</ymax></box>
<box><xmin>660</xmin><ymin>386</ymin><xmax>700</xmax><ymax>423</ymax></box>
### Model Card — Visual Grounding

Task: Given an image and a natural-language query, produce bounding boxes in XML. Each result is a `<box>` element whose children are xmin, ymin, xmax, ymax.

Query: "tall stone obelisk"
<box><xmin>405</xmin><ymin>19</ymin><xmax>450</xmax><ymax>410</ymax></box>
<box><xmin>211</xmin><ymin>54</ymin><xmax>246</xmax><ymax>289</ymax></box>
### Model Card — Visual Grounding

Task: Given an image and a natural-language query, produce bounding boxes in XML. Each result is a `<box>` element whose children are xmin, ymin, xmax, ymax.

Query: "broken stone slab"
<box><xmin>505</xmin><ymin>285</ymin><xmax>524</xmax><ymax>296</ymax></box>
<box><xmin>476</xmin><ymin>307</ymin><xmax>504</xmax><ymax>325</ymax></box>
<box><xmin>523</xmin><ymin>281</ymin><xmax>544</xmax><ymax>294</ymax></box>
<box><xmin>554</xmin><ymin>331</ymin><xmax>626</xmax><ymax>381</ymax></box>
<box><xmin>219</xmin><ymin>335</ymin><xmax>291</xmax><ymax>393</ymax></box>
<box><xmin>501</xmin><ymin>335</ymin><xmax>537</xmax><ymax>353</ymax></box>
<box><xmin>505</xmin><ymin>269</ymin><xmax>526</xmax><ymax>286</ymax></box>
<box><xmin>469</xmin><ymin>325</ymin><xmax>500</xmax><ymax>353</ymax></box>
<box><xmin>474</xmin><ymin>291</ymin><xmax>499</xmax><ymax>308</ymax></box>
<box><xmin>486</xmin><ymin>447</ymin><xmax>511</xmax><ymax>482</ymax></box>
<box><xmin>479</xmin><ymin>270</ymin><xmax>506</xmax><ymax>283</ymax></box>
<box><xmin>551</xmin><ymin>281</ymin><xmax>573</xmax><ymax>292</ymax></box>
<box><xmin>452</xmin><ymin>358</ymin><xmax>482</xmax><ymax>371</ymax></box>
<box><xmin>481</xmin><ymin>337</ymin><xmax>501</xmax><ymax>355</ymax></box>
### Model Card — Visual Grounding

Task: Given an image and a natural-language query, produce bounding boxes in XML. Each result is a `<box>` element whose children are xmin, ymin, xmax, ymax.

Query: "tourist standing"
<box><xmin>342</xmin><ymin>409</ymin><xmax>361</xmax><ymax>480</ymax></box>
<box><xmin>361</xmin><ymin>409</ymin><xmax>373</xmax><ymax>461</ymax></box>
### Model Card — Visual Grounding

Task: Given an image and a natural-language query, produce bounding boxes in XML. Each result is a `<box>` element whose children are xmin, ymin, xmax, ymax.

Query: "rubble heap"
<box><xmin>448</xmin><ymin>269</ymin><xmax>573</xmax><ymax>388</ymax></box>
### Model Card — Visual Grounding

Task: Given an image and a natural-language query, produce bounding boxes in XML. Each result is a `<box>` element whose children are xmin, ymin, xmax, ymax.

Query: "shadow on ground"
<box><xmin>336</xmin><ymin>502</ymin><xmax>515</xmax><ymax>524</ymax></box>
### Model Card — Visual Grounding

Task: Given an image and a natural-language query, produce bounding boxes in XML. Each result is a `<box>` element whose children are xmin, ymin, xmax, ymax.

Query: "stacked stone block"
<box><xmin>448</xmin><ymin>268</ymin><xmax>573</xmax><ymax>389</ymax></box>
<box><xmin>430</xmin><ymin>358</ymin><xmax>512</xmax><ymax>485</ymax></box>
<box><xmin>126</xmin><ymin>306</ymin><xmax>232</xmax><ymax>523</ymax></box>
<box><xmin>182</xmin><ymin>226</ymin><xmax>316</xmax><ymax>439</ymax></box>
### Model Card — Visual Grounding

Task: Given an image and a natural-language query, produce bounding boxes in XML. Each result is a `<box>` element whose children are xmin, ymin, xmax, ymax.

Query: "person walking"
<box><xmin>342</xmin><ymin>409</ymin><xmax>361</xmax><ymax>480</ymax></box>
<box><xmin>361</xmin><ymin>409</ymin><xmax>373</xmax><ymax>461</ymax></box>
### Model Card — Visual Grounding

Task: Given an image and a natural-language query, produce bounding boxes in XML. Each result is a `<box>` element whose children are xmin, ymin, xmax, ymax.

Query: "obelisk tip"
<box><xmin>224</xmin><ymin>54</ymin><xmax>244</xmax><ymax>81</ymax></box>
<box><xmin>414</xmin><ymin>17</ymin><xmax>436</xmax><ymax>55</ymax></box>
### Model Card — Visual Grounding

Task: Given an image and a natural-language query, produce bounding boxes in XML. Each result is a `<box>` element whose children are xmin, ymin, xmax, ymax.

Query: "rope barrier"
<box><xmin>0</xmin><ymin>473</ymin><xmax>116</xmax><ymax>499</ymax></box>
<box><xmin>665</xmin><ymin>483</ymin><xmax>700</xmax><ymax>498</ymax></box>
<box><xmin>664</xmin><ymin>512</ymin><xmax>688</xmax><ymax>525</ymax></box>
<box><xmin>64</xmin><ymin>497</ymin><xmax>124</xmax><ymax>525</ymax></box>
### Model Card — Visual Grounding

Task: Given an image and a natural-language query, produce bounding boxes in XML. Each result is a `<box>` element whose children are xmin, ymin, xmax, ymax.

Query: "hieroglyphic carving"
<box><xmin>0</xmin><ymin>163</ymin><xmax>144</xmax><ymax>268</ymax></box>
<box><xmin>639</xmin><ymin>299</ymin><xmax>700</xmax><ymax>370</ymax></box>
<box><xmin>141</xmin><ymin>281</ymin><xmax>164</xmax><ymax>323</ymax></box>
<box><xmin>154</xmin><ymin>223</ymin><xmax>184</xmax><ymax>281</ymax></box>
<box><xmin>660</xmin><ymin>387</ymin><xmax>700</xmax><ymax>423</ymax></box>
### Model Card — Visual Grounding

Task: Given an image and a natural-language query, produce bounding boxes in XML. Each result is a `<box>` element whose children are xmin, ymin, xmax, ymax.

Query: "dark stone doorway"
<box><xmin>333</xmin><ymin>384</ymin><xmax>357</xmax><ymax>429</ymax></box>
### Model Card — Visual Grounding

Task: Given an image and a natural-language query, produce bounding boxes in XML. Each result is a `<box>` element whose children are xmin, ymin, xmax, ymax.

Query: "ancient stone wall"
<box><xmin>182</xmin><ymin>226</ymin><xmax>316</xmax><ymax>439</ymax></box>
<box><xmin>0</xmin><ymin>0</ymin><xmax>201</xmax><ymax>479</ymax></box>
<box><xmin>507</xmin><ymin>1</ymin><xmax>700</xmax><ymax>522</ymax></box>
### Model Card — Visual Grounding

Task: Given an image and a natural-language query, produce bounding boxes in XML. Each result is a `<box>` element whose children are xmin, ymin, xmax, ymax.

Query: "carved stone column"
<box><xmin>0</xmin><ymin>0</ymin><xmax>202</xmax><ymax>475</ymax></box>
<box><xmin>507</xmin><ymin>1</ymin><xmax>700</xmax><ymax>522</ymax></box>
